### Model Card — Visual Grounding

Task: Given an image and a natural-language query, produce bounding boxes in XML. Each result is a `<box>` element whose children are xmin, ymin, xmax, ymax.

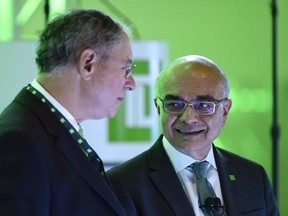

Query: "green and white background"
<box><xmin>0</xmin><ymin>0</ymin><xmax>287</xmax><ymax>215</ymax></box>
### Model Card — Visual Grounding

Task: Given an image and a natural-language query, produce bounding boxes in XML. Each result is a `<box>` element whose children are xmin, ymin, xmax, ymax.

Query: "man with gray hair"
<box><xmin>0</xmin><ymin>9</ymin><xmax>135</xmax><ymax>215</ymax></box>
<box><xmin>107</xmin><ymin>55</ymin><xmax>279</xmax><ymax>216</ymax></box>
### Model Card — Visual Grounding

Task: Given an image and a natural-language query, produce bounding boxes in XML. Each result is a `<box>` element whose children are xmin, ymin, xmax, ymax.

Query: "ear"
<box><xmin>222</xmin><ymin>99</ymin><xmax>232</xmax><ymax>126</ymax></box>
<box><xmin>78</xmin><ymin>48</ymin><xmax>98</xmax><ymax>80</ymax></box>
<box><xmin>154</xmin><ymin>99</ymin><xmax>161</xmax><ymax>115</ymax></box>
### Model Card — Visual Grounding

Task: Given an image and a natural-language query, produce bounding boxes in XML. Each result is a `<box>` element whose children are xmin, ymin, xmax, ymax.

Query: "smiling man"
<box><xmin>107</xmin><ymin>55</ymin><xmax>279</xmax><ymax>216</ymax></box>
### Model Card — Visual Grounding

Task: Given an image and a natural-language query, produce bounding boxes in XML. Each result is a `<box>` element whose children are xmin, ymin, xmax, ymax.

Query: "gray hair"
<box><xmin>154</xmin><ymin>55</ymin><xmax>230</xmax><ymax>98</ymax></box>
<box><xmin>35</xmin><ymin>9</ymin><xmax>128</xmax><ymax>74</ymax></box>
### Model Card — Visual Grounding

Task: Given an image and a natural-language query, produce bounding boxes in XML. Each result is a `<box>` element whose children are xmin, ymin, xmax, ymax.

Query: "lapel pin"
<box><xmin>229</xmin><ymin>174</ymin><xmax>236</xmax><ymax>181</ymax></box>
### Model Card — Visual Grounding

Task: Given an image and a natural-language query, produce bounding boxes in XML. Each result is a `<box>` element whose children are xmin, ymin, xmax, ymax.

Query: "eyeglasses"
<box><xmin>157</xmin><ymin>97</ymin><xmax>228</xmax><ymax>115</ymax></box>
<box><xmin>108</xmin><ymin>55</ymin><xmax>136</xmax><ymax>78</ymax></box>
<box><xmin>122</xmin><ymin>64</ymin><xmax>136</xmax><ymax>78</ymax></box>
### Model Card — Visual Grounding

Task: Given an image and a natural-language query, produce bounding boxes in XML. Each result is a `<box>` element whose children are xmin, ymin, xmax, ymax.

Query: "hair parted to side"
<box><xmin>154</xmin><ymin>55</ymin><xmax>230</xmax><ymax>99</ymax></box>
<box><xmin>35</xmin><ymin>9</ymin><xmax>128</xmax><ymax>74</ymax></box>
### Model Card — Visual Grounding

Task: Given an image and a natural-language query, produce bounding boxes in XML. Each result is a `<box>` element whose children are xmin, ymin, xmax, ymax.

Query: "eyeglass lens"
<box><xmin>163</xmin><ymin>100</ymin><xmax>216</xmax><ymax>115</ymax></box>
<box><xmin>125</xmin><ymin>65</ymin><xmax>136</xmax><ymax>77</ymax></box>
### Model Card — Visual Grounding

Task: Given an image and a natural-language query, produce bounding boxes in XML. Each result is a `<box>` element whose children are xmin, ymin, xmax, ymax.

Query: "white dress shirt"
<box><xmin>162</xmin><ymin>136</ymin><xmax>224</xmax><ymax>216</ymax></box>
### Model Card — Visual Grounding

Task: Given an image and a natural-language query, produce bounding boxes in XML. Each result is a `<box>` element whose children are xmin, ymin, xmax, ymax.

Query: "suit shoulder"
<box><xmin>107</xmin><ymin>138</ymin><xmax>164</xmax><ymax>179</ymax></box>
<box><xmin>107</xmin><ymin>150</ymin><xmax>148</xmax><ymax>178</ymax></box>
<box><xmin>215</xmin><ymin>147</ymin><xmax>265</xmax><ymax>170</ymax></box>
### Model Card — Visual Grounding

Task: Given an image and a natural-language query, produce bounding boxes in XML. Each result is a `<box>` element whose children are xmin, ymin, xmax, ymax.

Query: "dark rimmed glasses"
<box><xmin>157</xmin><ymin>97</ymin><xmax>228</xmax><ymax>115</ymax></box>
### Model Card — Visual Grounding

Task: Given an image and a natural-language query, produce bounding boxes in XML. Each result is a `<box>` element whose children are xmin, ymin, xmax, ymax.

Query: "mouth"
<box><xmin>176</xmin><ymin>128</ymin><xmax>205</xmax><ymax>135</ymax></box>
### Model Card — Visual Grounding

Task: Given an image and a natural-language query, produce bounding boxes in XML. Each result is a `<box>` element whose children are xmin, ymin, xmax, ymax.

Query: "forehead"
<box><xmin>161</xmin><ymin>62</ymin><xmax>225</xmax><ymax>100</ymax></box>
<box><xmin>108</xmin><ymin>33</ymin><xmax>133</xmax><ymax>64</ymax></box>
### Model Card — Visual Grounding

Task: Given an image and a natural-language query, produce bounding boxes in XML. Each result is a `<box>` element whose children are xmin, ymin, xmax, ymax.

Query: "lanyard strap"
<box><xmin>26</xmin><ymin>84</ymin><xmax>106</xmax><ymax>175</ymax></box>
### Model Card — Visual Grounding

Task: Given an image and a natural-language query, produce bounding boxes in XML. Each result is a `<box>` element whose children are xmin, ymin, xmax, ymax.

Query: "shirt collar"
<box><xmin>162</xmin><ymin>136</ymin><xmax>217</xmax><ymax>172</ymax></box>
<box><xmin>31</xmin><ymin>79</ymin><xmax>80</xmax><ymax>132</ymax></box>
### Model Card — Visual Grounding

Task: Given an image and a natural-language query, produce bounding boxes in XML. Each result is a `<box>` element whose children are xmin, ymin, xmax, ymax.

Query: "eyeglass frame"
<box><xmin>122</xmin><ymin>64</ymin><xmax>136</xmax><ymax>78</ymax></box>
<box><xmin>105</xmin><ymin>54</ymin><xmax>136</xmax><ymax>78</ymax></box>
<box><xmin>156</xmin><ymin>97</ymin><xmax>228</xmax><ymax>116</ymax></box>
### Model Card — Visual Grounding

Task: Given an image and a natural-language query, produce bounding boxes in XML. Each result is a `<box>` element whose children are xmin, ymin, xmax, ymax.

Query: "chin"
<box><xmin>108</xmin><ymin>113</ymin><xmax>116</xmax><ymax>118</ymax></box>
<box><xmin>90</xmin><ymin>110</ymin><xmax>117</xmax><ymax>120</ymax></box>
<box><xmin>107</xmin><ymin>110</ymin><xmax>118</xmax><ymax>118</ymax></box>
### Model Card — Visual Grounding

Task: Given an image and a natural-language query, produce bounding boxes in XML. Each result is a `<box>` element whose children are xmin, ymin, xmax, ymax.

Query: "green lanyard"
<box><xmin>26</xmin><ymin>84</ymin><xmax>106</xmax><ymax>176</ymax></box>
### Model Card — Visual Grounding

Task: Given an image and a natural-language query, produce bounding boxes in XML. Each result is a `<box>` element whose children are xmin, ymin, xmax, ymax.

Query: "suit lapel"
<box><xmin>56</xmin><ymin>135</ymin><xmax>126</xmax><ymax>215</ymax></box>
<box><xmin>214</xmin><ymin>146</ymin><xmax>241</xmax><ymax>215</ymax></box>
<box><xmin>147</xmin><ymin>137</ymin><xmax>195</xmax><ymax>216</ymax></box>
<box><xmin>15</xmin><ymin>88</ymin><xmax>126</xmax><ymax>216</ymax></box>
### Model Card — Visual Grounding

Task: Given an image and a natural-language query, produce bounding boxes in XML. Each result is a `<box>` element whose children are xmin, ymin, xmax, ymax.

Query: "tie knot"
<box><xmin>190</xmin><ymin>161</ymin><xmax>210</xmax><ymax>180</ymax></box>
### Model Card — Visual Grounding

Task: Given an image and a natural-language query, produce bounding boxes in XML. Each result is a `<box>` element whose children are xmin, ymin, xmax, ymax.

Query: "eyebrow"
<box><xmin>163</xmin><ymin>94</ymin><xmax>216</xmax><ymax>101</ymax></box>
<box><xmin>109</xmin><ymin>55</ymin><xmax>133</xmax><ymax>65</ymax></box>
<box><xmin>120</xmin><ymin>58</ymin><xmax>133</xmax><ymax>65</ymax></box>
<box><xmin>126</xmin><ymin>59</ymin><xmax>133</xmax><ymax>64</ymax></box>
<box><xmin>121</xmin><ymin>60</ymin><xmax>134</xmax><ymax>70</ymax></box>
<box><xmin>195</xmin><ymin>95</ymin><xmax>216</xmax><ymax>101</ymax></box>
<box><xmin>120</xmin><ymin>59</ymin><xmax>133</xmax><ymax>69</ymax></box>
<box><xmin>163</xmin><ymin>95</ymin><xmax>182</xmax><ymax>101</ymax></box>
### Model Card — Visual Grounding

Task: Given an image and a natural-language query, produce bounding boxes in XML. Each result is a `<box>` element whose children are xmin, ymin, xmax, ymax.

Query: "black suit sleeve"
<box><xmin>0</xmin><ymin>130</ymin><xmax>51</xmax><ymax>216</ymax></box>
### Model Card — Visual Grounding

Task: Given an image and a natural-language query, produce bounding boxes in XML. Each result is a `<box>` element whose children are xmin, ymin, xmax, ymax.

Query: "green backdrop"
<box><xmin>1</xmin><ymin>0</ymin><xmax>287</xmax><ymax>214</ymax></box>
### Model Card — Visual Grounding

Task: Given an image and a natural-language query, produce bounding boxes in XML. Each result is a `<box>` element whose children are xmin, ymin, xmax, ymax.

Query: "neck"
<box><xmin>36</xmin><ymin>71</ymin><xmax>83</xmax><ymax>123</ymax></box>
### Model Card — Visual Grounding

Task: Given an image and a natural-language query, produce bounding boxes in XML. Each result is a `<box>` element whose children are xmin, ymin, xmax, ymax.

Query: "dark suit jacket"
<box><xmin>0</xmin><ymin>87</ymin><xmax>126</xmax><ymax>216</ymax></box>
<box><xmin>107</xmin><ymin>135</ymin><xmax>279</xmax><ymax>216</ymax></box>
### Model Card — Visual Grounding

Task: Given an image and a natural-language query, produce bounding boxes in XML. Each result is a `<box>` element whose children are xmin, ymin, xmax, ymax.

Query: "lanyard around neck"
<box><xmin>26</xmin><ymin>84</ymin><xmax>104</xmax><ymax>167</ymax></box>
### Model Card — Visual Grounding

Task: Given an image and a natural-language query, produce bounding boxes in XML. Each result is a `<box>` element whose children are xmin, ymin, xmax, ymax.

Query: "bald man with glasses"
<box><xmin>107</xmin><ymin>55</ymin><xmax>279</xmax><ymax>216</ymax></box>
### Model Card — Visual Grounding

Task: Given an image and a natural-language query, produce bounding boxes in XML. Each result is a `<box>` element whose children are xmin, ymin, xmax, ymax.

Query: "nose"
<box><xmin>124</xmin><ymin>75</ymin><xmax>136</xmax><ymax>91</ymax></box>
<box><xmin>180</xmin><ymin>105</ymin><xmax>199</xmax><ymax>124</ymax></box>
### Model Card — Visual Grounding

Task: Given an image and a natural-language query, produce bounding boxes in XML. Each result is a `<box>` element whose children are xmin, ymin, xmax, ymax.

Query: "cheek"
<box><xmin>96</xmin><ymin>79</ymin><xmax>120</xmax><ymax>99</ymax></box>
<box><xmin>206</xmin><ymin>116</ymin><xmax>225</xmax><ymax>136</ymax></box>
<box><xmin>98</xmin><ymin>70</ymin><xmax>124</xmax><ymax>89</ymax></box>
<box><xmin>159</xmin><ymin>113</ymin><xmax>175</xmax><ymax>133</ymax></box>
